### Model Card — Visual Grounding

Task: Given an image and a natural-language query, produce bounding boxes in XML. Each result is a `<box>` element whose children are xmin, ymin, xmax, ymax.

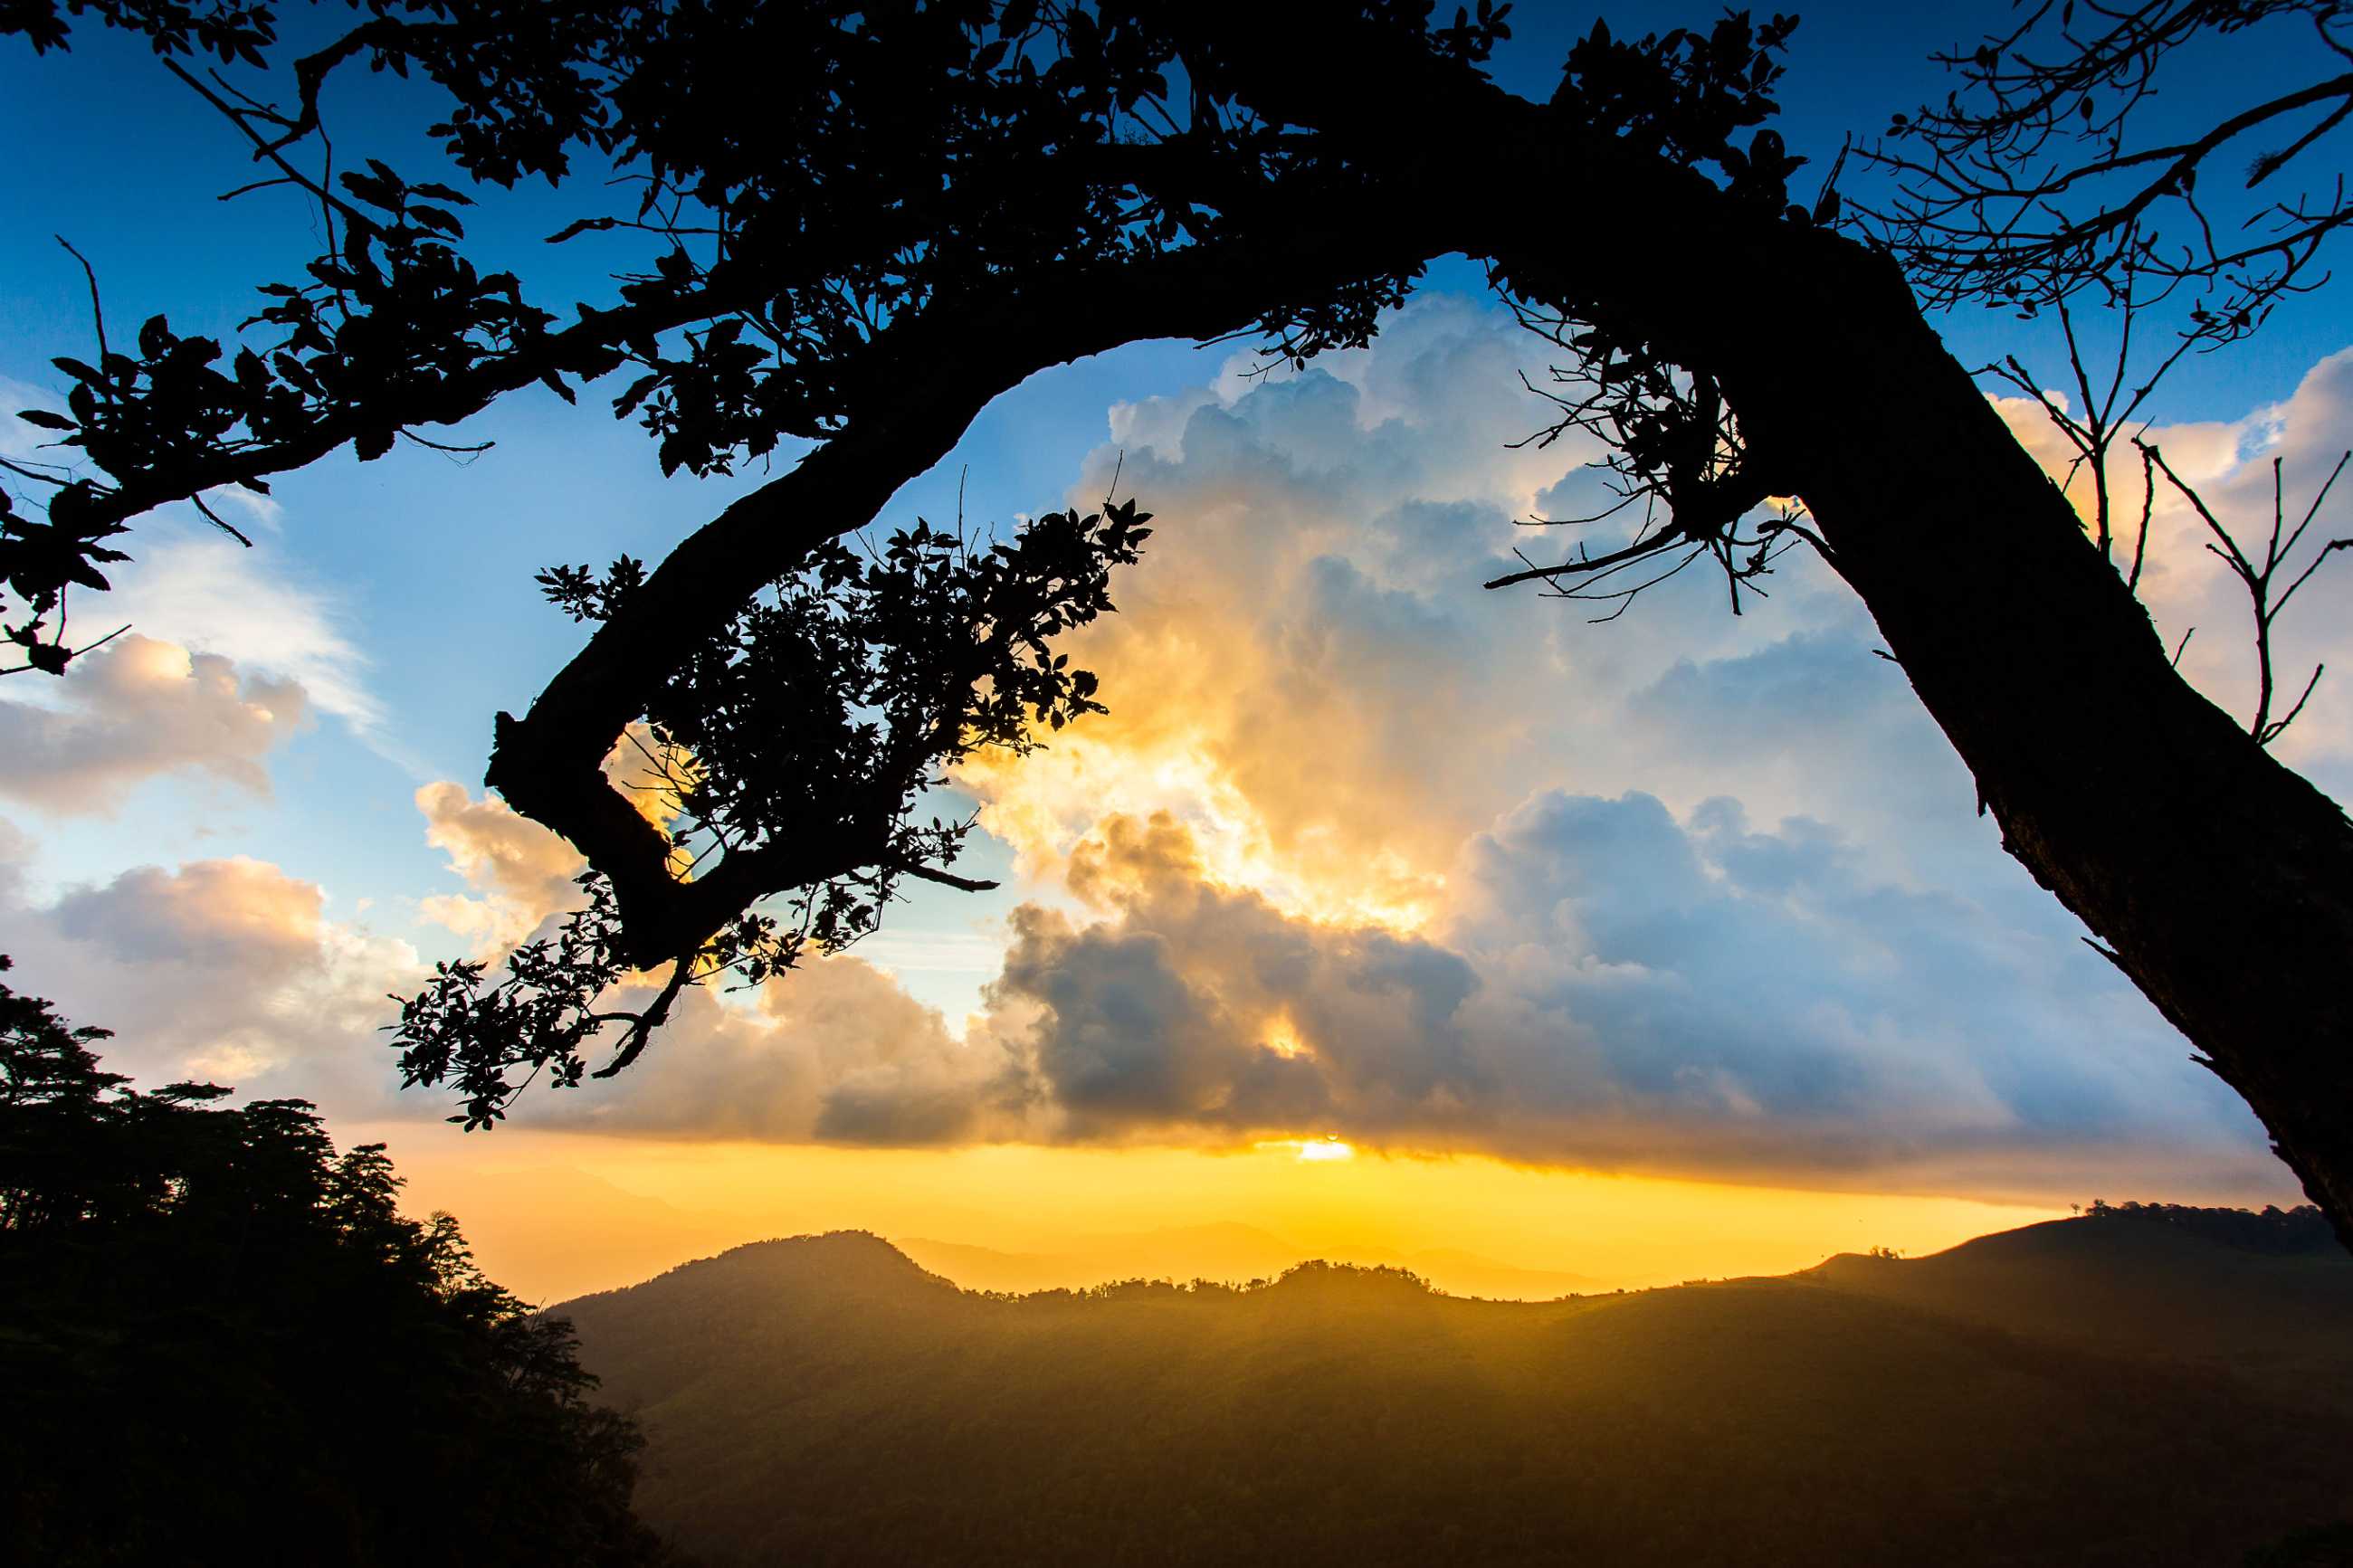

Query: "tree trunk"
<box><xmin>1712</xmin><ymin>240</ymin><xmax>2353</xmax><ymax>1247</ymax></box>
<box><xmin>1189</xmin><ymin>18</ymin><xmax>2353</xmax><ymax>1240</ymax></box>
<box><xmin>1487</xmin><ymin>154</ymin><xmax>2353</xmax><ymax>1246</ymax></box>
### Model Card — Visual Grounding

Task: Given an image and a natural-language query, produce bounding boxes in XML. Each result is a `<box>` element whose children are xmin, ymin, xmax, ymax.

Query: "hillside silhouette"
<box><xmin>557</xmin><ymin>1212</ymin><xmax>2353</xmax><ymax>1567</ymax></box>
<box><xmin>0</xmin><ymin>965</ymin><xmax>674</xmax><ymax>1566</ymax></box>
<box><xmin>896</xmin><ymin>1223</ymin><xmax>1602</xmax><ymax>1299</ymax></box>
<box><xmin>1805</xmin><ymin>1202</ymin><xmax>2353</xmax><ymax>1409</ymax></box>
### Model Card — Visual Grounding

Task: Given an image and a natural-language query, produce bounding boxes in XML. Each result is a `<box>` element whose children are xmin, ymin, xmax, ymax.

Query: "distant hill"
<box><xmin>557</xmin><ymin>1212</ymin><xmax>2353</xmax><ymax>1566</ymax></box>
<box><xmin>898</xmin><ymin>1225</ymin><xmax>1600</xmax><ymax>1299</ymax></box>
<box><xmin>1803</xmin><ymin>1202</ymin><xmax>2353</xmax><ymax>1408</ymax></box>
<box><xmin>395</xmin><ymin>1164</ymin><xmax>742</xmax><ymax>1305</ymax></box>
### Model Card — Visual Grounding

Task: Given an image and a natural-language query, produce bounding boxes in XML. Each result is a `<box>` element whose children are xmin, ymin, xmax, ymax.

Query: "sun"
<box><xmin>1249</xmin><ymin>1135</ymin><xmax>1358</xmax><ymax>1163</ymax></box>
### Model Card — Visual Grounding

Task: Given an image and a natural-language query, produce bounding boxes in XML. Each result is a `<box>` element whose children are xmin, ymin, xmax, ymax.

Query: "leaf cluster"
<box><xmin>0</xmin><ymin>0</ymin><xmax>1421</xmax><ymax>669</ymax></box>
<box><xmin>6</xmin><ymin>0</ymin><xmax>277</xmax><ymax>62</ymax></box>
<box><xmin>393</xmin><ymin>499</ymin><xmax>1149</xmax><ymax>1126</ymax></box>
<box><xmin>1555</xmin><ymin>11</ymin><xmax>1805</xmax><ymax>205</ymax></box>
<box><xmin>641</xmin><ymin>499</ymin><xmax>1150</xmax><ymax>855</ymax></box>
<box><xmin>1480</xmin><ymin>12</ymin><xmax>1823</xmax><ymax>617</ymax></box>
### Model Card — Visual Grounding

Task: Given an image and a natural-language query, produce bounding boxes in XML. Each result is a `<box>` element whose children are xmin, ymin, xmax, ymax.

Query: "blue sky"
<box><xmin>3</xmin><ymin>2</ymin><xmax>2348</xmax><ymax>1216</ymax></box>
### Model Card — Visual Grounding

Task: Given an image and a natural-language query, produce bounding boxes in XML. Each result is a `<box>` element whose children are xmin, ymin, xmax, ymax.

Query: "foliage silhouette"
<box><xmin>6</xmin><ymin>3</ymin><xmax>2353</xmax><ymax>1240</ymax></box>
<box><xmin>0</xmin><ymin>958</ymin><xmax>679</xmax><ymax>1566</ymax></box>
<box><xmin>2078</xmin><ymin>1196</ymin><xmax>2341</xmax><ymax>1253</ymax></box>
<box><xmin>390</xmin><ymin>498</ymin><xmax>1149</xmax><ymax>1126</ymax></box>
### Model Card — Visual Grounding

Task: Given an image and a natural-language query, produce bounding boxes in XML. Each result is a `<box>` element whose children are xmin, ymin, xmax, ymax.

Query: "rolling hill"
<box><xmin>897</xmin><ymin>1223</ymin><xmax>1601</xmax><ymax>1299</ymax></box>
<box><xmin>555</xmin><ymin>1209</ymin><xmax>2353</xmax><ymax>1566</ymax></box>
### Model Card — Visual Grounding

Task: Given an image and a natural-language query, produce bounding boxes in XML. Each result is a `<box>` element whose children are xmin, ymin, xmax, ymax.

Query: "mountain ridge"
<box><xmin>555</xmin><ymin>1210</ymin><xmax>2353</xmax><ymax>1566</ymax></box>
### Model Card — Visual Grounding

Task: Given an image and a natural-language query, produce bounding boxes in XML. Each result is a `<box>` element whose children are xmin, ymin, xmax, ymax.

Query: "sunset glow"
<box><xmin>10</xmin><ymin>7</ymin><xmax>2352</xmax><ymax>1562</ymax></box>
<box><xmin>359</xmin><ymin>1126</ymin><xmax>2074</xmax><ymax>1306</ymax></box>
<box><xmin>2</xmin><ymin>73</ymin><xmax>2328</xmax><ymax>1323</ymax></box>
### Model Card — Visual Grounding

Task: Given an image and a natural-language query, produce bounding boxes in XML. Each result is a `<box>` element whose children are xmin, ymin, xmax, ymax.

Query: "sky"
<box><xmin>3</xmin><ymin>2</ymin><xmax>2348</xmax><ymax>1302</ymax></box>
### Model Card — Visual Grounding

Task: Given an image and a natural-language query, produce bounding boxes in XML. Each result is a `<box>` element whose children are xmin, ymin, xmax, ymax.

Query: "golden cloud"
<box><xmin>0</xmin><ymin>632</ymin><xmax>310</xmax><ymax>815</ymax></box>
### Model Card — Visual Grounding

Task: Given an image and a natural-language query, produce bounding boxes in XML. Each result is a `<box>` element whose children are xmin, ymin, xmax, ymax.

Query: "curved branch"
<box><xmin>486</xmin><ymin>182</ymin><xmax>1462</xmax><ymax>969</ymax></box>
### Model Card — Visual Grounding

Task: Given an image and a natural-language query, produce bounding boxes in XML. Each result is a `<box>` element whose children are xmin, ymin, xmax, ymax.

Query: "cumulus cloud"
<box><xmin>100</xmin><ymin>521</ymin><xmax>384</xmax><ymax>744</ymax></box>
<box><xmin>411</xmin><ymin>728</ymin><xmax>695</xmax><ymax>955</ymax></box>
<box><xmin>955</xmin><ymin>295</ymin><xmax>1975</xmax><ymax>929</ymax></box>
<box><xmin>0</xmin><ymin>633</ymin><xmax>310</xmax><ymax>815</ymax></box>
<box><xmin>1</xmin><ymin>836</ymin><xmax>419</xmax><ymax>1113</ymax></box>
<box><xmin>1988</xmin><ymin>346</ymin><xmax>2353</xmax><ymax>799</ymax></box>
<box><xmin>503</xmin><ymin>953</ymin><xmax>1015</xmax><ymax>1145</ymax></box>
<box><xmin>876</xmin><ymin>806</ymin><xmax>2267</xmax><ymax>1194</ymax></box>
<box><xmin>18</xmin><ymin>301</ymin><xmax>2308</xmax><ymax>1200</ymax></box>
<box><xmin>0</xmin><ymin>784</ymin><xmax>1011</xmax><ymax>1145</ymax></box>
<box><xmin>414</xmin><ymin>781</ymin><xmax>590</xmax><ymax>955</ymax></box>
<box><xmin>910</xmin><ymin>298</ymin><xmax>2321</xmax><ymax>1193</ymax></box>
<box><xmin>390</xmin><ymin>758</ymin><xmax>1020</xmax><ymax>1145</ymax></box>
<box><xmin>423</xmin><ymin>306</ymin><xmax>2339</xmax><ymax>1200</ymax></box>
<box><xmin>6</xmin><ymin>375</ymin><xmax>383</xmax><ymax>748</ymax></box>
<box><xmin>367</xmin><ymin>297</ymin><xmax>2317</xmax><ymax>1196</ymax></box>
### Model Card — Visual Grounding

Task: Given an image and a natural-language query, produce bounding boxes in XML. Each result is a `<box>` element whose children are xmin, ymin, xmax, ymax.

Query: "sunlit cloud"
<box><xmin>376</xmin><ymin>300</ymin><xmax>2329</xmax><ymax>1199</ymax></box>
<box><xmin>1989</xmin><ymin>345</ymin><xmax>2353</xmax><ymax>796</ymax></box>
<box><xmin>0</xmin><ymin>833</ymin><xmax>417</xmax><ymax>1113</ymax></box>
<box><xmin>413</xmin><ymin>725</ymin><xmax>694</xmax><ymax>957</ymax></box>
<box><xmin>100</xmin><ymin>524</ymin><xmax>385</xmax><ymax>744</ymax></box>
<box><xmin>2</xmin><ymin>385</ymin><xmax>347</xmax><ymax>766</ymax></box>
<box><xmin>0</xmin><ymin>633</ymin><xmax>310</xmax><ymax>815</ymax></box>
<box><xmin>414</xmin><ymin>780</ymin><xmax>588</xmax><ymax>957</ymax></box>
<box><xmin>14</xmin><ymin>302</ymin><xmax>2329</xmax><ymax>1211</ymax></box>
<box><xmin>919</xmin><ymin>300</ymin><xmax>2319</xmax><ymax>1191</ymax></box>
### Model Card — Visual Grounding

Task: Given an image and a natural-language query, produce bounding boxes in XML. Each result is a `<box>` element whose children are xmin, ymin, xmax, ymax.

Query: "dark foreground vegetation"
<box><xmin>0</xmin><ymin>964</ymin><xmax>675</xmax><ymax>1566</ymax></box>
<box><xmin>560</xmin><ymin>1213</ymin><xmax>2353</xmax><ymax>1567</ymax></box>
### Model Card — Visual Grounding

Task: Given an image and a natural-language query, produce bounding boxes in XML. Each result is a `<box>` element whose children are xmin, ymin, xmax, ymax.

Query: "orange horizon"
<box><xmin>350</xmin><ymin>1122</ymin><xmax>2218</xmax><ymax>1307</ymax></box>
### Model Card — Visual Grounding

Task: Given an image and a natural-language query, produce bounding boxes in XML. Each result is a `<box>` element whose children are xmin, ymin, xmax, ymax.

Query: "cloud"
<box><xmin>412</xmin><ymin>729</ymin><xmax>694</xmax><ymax>956</ymax></box>
<box><xmin>354</xmin><ymin>298</ymin><xmax>2312</xmax><ymax>1199</ymax></box>
<box><xmin>0</xmin><ymin>633</ymin><xmax>310</xmax><ymax>815</ymax></box>
<box><xmin>1988</xmin><ymin>346</ymin><xmax>2353</xmax><ymax>798</ymax></box>
<box><xmin>13</xmin><ymin>301</ymin><xmax>2308</xmax><ymax>1203</ymax></box>
<box><xmin>397</xmin><ymin>761</ymin><xmax>1023</xmax><ymax>1145</ymax></box>
<box><xmin>414</xmin><ymin>781</ymin><xmax>589</xmax><ymax>955</ymax></box>
<box><xmin>920</xmin><ymin>803</ymin><xmax>2272</xmax><ymax>1194</ymax></box>
<box><xmin>955</xmin><ymin>294</ymin><xmax>1981</xmax><ymax>933</ymax></box>
<box><xmin>99</xmin><ymin>525</ymin><xmax>383</xmax><ymax>738</ymax></box>
<box><xmin>5</xmin><ymin>378</ymin><xmax>373</xmax><ymax>745</ymax></box>
<box><xmin>0</xmin><ymin>794</ymin><xmax>1013</xmax><ymax>1147</ymax></box>
<box><xmin>410</xmin><ymin>309</ymin><xmax>2341</xmax><ymax>1206</ymax></box>
<box><xmin>1</xmin><ymin>837</ymin><xmax>419</xmax><ymax>1113</ymax></box>
<box><xmin>873</xmin><ymin>299</ymin><xmax>2318</xmax><ymax>1193</ymax></box>
<box><xmin>489</xmin><ymin>952</ymin><xmax>1016</xmax><ymax>1146</ymax></box>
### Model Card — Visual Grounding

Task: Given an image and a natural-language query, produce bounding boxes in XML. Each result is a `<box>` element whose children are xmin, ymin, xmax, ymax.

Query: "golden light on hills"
<box><xmin>359</xmin><ymin>1126</ymin><xmax>2066</xmax><ymax>1307</ymax></box>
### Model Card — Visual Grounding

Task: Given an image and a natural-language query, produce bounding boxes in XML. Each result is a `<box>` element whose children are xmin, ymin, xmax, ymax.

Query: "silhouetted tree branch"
<box><xmin>12</xmin><ymin>1</ymin><xmax>2353</xmax><ymax>1249</ymax></box>
<box><xmin>2141</xmin><ymin>442</ymin><xmax>2352</xmax><ymax>744</ymax></box>
<box><xmin>1857</xmin><ymin>0</ymin><xmax>2353</xmax><ymax>337</ymax></box>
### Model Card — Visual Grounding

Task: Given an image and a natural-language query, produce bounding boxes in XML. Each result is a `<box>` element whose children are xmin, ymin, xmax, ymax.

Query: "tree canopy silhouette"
<box><xmin>0</xmin><ymin>956</ymin><xmax>676</xmax><ymax>1565</ymax></box>
<box><xmin>6</xmin><ymin>2</ymin><xmax>2353</xmax><ymax>1239</ymax></box>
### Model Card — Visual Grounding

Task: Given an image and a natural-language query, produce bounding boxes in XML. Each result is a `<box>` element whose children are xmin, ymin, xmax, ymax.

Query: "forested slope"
<box><xmin>558</xmin><ymin>1214</ymin><xmax>2353</xmax><ymax>1566</ymax></box>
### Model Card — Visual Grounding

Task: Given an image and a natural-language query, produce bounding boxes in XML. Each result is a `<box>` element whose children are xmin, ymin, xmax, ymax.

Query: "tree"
<box><xmin>0</xmin><ymin>956</ymin><xmax>678</xmax><ymax>1564</ymax></box>
<box><xmin>4</xmin><ymin>1</ymin><xmax>2351</xmax><ymax>1241</ymax></box>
